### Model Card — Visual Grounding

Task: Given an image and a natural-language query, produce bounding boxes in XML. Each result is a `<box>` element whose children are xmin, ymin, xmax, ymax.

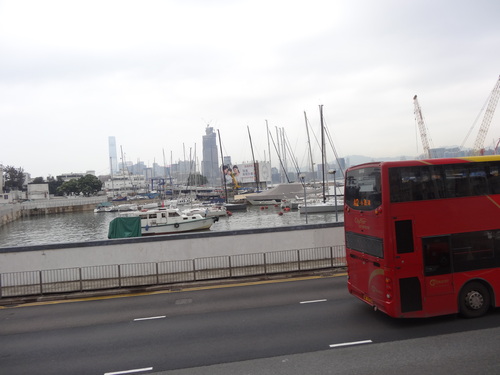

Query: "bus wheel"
<box><xmin>459</xmin><ymin>282</ymin><xmax>490</xmax><ymax>318</ymax></box>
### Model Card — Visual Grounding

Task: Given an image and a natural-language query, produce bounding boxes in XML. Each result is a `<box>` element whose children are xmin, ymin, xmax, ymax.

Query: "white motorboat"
<box><xmin>108</xmin><ymin>207</ymin><xmax>217</xmax><ymax>238</ymax></box>
<box><xmin>183</xmin><ymin>205</ymin><xmax>229</xmax><ymax>218</ymax></box>
<box><xmin>298</xmin><ymin>198</ymin><xmax>344</xmax><ymax>214</ymax></box>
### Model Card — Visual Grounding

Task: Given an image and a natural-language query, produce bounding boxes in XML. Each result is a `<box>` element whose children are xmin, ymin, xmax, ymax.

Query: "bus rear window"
<box><xmin>345</xmin><ymin>167</ymin><xmax>381</xmax><ymax>210</ymax></box>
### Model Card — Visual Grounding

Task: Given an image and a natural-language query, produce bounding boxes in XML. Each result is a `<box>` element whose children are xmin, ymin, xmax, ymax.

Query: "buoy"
<box><xmin>278</xmin><ymin>211</ymin><xmax>283</xmax><ymax>216</ymax></box>
<box><xmin>227</xmin><ymin>211</ymin><xmax>232</xmax><ymax>216</ymax></box>
<box><xmin>274</xmin><ymin>204</ymin><xmax>279</xmax><ymax>208</ymax></box>
<box><xmin>284</xmin><ymin>207</ymin><xmax>290</xmax><ymax>212</ymax></box>
<box><xmin>260</xmin><ymin>206</ymin><xmax>265</xmax><ymax>210</ymax></box>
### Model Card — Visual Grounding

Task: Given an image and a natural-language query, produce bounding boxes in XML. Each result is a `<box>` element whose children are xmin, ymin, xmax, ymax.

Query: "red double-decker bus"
<box><xmin>344</xmin><ymin>156</ymin><xmax>500</xmax><ymax>318</ymax></box>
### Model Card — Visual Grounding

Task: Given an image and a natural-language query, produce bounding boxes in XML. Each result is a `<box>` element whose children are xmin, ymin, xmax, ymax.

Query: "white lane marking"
<box><xmin>133</xmin><ymin>316</ymin><xmax>166</xmax><ymax>321</ymax></box>
<box><xmin>300</xmin><ymin>299</ymin><xmax>327</xmax><ymax>304</ymax></box>
<box><xmin>104</xmin><ymin>367</ymin><xmax>153</xmax><ymax>375</ymax></box>
<box><xmin>329</xmin><ymin>340</ymin><xmax>373</xmax><ymax>348</ymax></box>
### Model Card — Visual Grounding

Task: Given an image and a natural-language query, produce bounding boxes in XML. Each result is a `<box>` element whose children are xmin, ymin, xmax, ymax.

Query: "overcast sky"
<box><xmin>1</xmin><ymin>0</ymin><xmax>499</xmax><ymax>178</ymax></box>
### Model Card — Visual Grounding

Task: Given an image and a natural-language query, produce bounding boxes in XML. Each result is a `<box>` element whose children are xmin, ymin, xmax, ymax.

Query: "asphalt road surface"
<box><xmin>1</xmin><ymin>274</ymin><xmax>500</xmax><ymax>374</ymax></box>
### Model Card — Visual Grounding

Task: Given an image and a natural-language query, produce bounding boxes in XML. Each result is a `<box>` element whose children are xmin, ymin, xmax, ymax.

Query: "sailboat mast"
<box><xmin>266</xmin><ymin>120</ymin><xmax>272</xmax><ymax>183</ymax></box>
<box><xmin>304</xmin><ymin>111</ymin><xmax>315</xmax><ymax>178</ymax></box>
<box><xmin>217</xmin><ymin>129</ymin><xmax>228</xmax><ymax>203</ymax></box>
<box><xmin>247</xmin><ymin>126</ymin><xmax>260</xmax><ymax>190</ymax></box>
<box><xmin>320</xmin><ymin>105</ymin><xmax>326</xmax><ymax>203</ymax></box>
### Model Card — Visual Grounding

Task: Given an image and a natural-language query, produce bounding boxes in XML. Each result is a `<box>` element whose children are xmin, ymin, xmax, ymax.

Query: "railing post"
<box><xmin>330</xmin><ymin>246</ymin><xmax>334</xmax><ymax>267</ymax></box>
<box><xmin>0</xmin><ymin>273</ymin><xmax>2</xmax><ymax>298</ymax></box>
<box><xmin>263</xmin><ymin>253</ymin><xmax>267</xmax><ymax>275</ymax></box>
<box><xmin>192</xmin><ymin>259</ymin><xmax>197</xmax><ymax>281</ymax></box>
<box><xmin>228</xmin><ymin>256</ymin><xmax>232</xmax><ymax>278</ymax></box>
<box><xmin>298</xmin><ymin>250</ymin><xmax>301</xmax><ymax>271</ymax></box>
<box><xmin>39</xmin><ymin>270</ymin><xmax>43</xmax><ymax>295</ymax></box>
<box><xmin>79</xmin><ymin>268</ymin><xmax>83</xmax><ymax>292</ymax></box>
<box><xmin>156</xmin><ymin>262</ymin><xmax>160</xmax><ymax>285</ymax></box>
<box><xmin>118</xmin><ymin>265</ymin><xmax>122</xmax><ymax>288</ymax></box>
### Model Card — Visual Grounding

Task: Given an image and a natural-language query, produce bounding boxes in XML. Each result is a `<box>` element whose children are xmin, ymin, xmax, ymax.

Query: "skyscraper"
<box><xmin>201</xmin><ymin>126</ymin><xmax>219</xmax><ymax>186</ymax></box>
<box><xmin>108</xmin><ymin>136</ymin><xmax>118</xmax><ymax>175</ymax></box>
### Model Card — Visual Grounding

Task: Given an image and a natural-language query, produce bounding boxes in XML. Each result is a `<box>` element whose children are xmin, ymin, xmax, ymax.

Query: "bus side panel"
<box><xmin>347</xmin><ymin>251</ymin><xmax>395</xmax><ymax>314</ymax></box>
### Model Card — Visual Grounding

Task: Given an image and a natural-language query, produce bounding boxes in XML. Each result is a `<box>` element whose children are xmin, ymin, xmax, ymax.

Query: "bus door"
<box><xmin>393</xmin><ymin>218</ymin><xmax>423</xmax><ymax>313</ymax></box>
<box><xmin>421</xmin><ymin>235</ymin><xmax>455</xmax><ymax>297</ymax></box>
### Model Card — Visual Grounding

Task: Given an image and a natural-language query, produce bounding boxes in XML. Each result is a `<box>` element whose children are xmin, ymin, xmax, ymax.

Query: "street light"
<box><xmin>328</xmin><ymin>169</ymin><xmax>338</xmax><ymax>222</ymax></box>
<box><xmin>299</xmin><ymin>173</ymin><xmax>308</xmax><ymax>224</ymax></box>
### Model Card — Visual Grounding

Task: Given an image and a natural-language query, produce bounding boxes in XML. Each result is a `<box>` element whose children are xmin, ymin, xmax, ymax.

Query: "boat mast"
<box><xmin>217</xmin><ymin>129</ymin><xmax>228</xmax><ymax>203</ymax></box>
<box><xmin>320</xmin><ymin>105</ymin><xmax>326</xmax><ymax>203</ymax></box>
<box><xmin>266</xmin><ymin>120</ymin><xmax>272</xmax><ymax>184</ymax></box>
<box><xmin>267</xmin><ymin>128</ymin><xmax>290</xmax><ymax>183</ymax></box>
<box><xmin>304</xmin><ymin>111</ymin><xmax>315</xmax><ymax>181</ymax></box>
<box><xmin>247</xmin><ymin>126</ymin><xmax>260</xmax><ymax>190</ymax></box>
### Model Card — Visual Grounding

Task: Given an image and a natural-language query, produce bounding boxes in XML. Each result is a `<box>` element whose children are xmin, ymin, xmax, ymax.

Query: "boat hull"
<box><xmin>141</xmin><ymin>217</ymin><xmax>214</xmax><ymax>235</ymax></box>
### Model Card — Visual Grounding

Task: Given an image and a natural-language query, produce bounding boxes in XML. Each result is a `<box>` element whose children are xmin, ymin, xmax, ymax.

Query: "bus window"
<box><xmin>390</xmin><ymin>166</ymin><xmax>445</xmax><ymax>202</ymax></box>
<box><xmin>345</xmin><ymin>167</ymin><xmax>381</xmax><ymax>210</ymax></box>
<box><xmin>487</xmin><ymin>163</ymin><xmax>500</xmax><ymax>194</ymax></box>
<box><xmin>444</xmin><ymin>165</ymin><xmax>471</xmax><ymax>197</ymax></box>
<box><xmin>452</xmin><ymin>230</ymin><xmax>495</xmax><ymax>272</ymax></box>
<box><xmin>423</xmin><ymin>236</ymin><xmax>451</xmax><ymax>276</ymax></box>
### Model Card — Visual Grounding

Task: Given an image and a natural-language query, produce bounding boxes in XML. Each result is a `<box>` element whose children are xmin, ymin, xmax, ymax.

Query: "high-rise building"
<box><xmin>201</xmin><ymin>126</ymin><xmax>219</xmax><ymax>186</ymax></box>
<box><xmin>108</xmin><ymin>136</ymin><xmax>118</xmax><ymax>175</ymax></box>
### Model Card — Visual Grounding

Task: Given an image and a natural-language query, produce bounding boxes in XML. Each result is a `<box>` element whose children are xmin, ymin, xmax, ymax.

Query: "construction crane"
<box><xmin>472</xmin><ymin>75</ymin><xmax>500</xmax><ymax>155</ymax></box>
<box><xmin>413</xmin><ymin>95</ymin><xmax>434</xmax><ymax>159</ymax></box>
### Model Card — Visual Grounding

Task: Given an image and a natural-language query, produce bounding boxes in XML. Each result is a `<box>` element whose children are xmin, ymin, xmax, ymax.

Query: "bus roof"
<box><xmin>347</xmin><ymin>155</ymin><xmax>500</xmax><ymax>170</ymax></box>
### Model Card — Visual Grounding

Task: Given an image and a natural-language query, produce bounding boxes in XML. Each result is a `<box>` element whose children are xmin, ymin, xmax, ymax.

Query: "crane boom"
<box><xmin>413</xmin><ymin>95</ymin><xmax>434</xmax><ymax>159</ymax></box>
<box><xmin>473</xmin><ymin>75</ymin><xmax>500</xmax><ymax>155</ymax></box>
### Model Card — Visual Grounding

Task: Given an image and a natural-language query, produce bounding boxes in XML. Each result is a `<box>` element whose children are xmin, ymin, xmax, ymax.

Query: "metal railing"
<box><xmin>0</xmin><ymin>245</ymin><xmax>346</xmax><ymax>298</ymax></box>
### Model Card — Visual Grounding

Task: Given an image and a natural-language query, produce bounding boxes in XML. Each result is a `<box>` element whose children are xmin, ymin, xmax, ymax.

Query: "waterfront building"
<box><xmin>103</xmin><ymin>171</ymin><xmax>148</xmax><ymax>197</ymax></box>
<box><xmin>27</xmin><ymin>184</ymin><xmax>49</xmax><ymax>200</ymax></box>
<box><xmin>201</xmin><ymin>126</ymin><xmax>219</xmax><ymax>186</ymax></box>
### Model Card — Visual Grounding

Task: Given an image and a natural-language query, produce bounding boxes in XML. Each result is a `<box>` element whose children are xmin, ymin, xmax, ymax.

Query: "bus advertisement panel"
<box><xmin>344</xmin><ymin>156</ymin><xmax>500</xmax><ymax>318</ymax></box>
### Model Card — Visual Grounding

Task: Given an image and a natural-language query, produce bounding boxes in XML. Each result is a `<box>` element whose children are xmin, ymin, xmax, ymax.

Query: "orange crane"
<box><xmin>413</xmin><ymin>95</ymin><xmax>434</xmax><ymax>159</ymax></box>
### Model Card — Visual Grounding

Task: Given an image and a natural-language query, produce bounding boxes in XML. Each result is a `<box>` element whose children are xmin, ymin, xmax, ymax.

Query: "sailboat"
<box><xmin>298</xmin><ymin>105</ymin><xmax>343</xmax><ymax>215</ymax></box>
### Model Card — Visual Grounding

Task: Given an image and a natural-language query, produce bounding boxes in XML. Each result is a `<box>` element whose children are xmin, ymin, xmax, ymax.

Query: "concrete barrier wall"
<box><xmin>0</xmin><ymin>205</ymin><xmax>22</xmax><ymax>227</ymax></box>
<box><xmin>0</xmin><ymin>223</ymin><xmax>345</xmax><ymax>274</ymax></box>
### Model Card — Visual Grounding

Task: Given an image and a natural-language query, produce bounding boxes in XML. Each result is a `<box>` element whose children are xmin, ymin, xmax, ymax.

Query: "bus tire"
<box><xmin>174</xmin><ymin>223</ymin><xmax>179</xmax><ymax>228</ymax></box>
<box><xmin>459</xmin><ymin>281</ymin><xmax>490</xmax><ymax>318</ymax></box>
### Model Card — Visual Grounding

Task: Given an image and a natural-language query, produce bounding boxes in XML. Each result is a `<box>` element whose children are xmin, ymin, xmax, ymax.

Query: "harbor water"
<box><xmin>0</xmin><ymin>205</ymin><xmax>343</xmax><ymax>248</ymax></box>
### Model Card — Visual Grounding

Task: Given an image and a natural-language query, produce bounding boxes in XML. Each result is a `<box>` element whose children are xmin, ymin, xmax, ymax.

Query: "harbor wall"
<box><xmin>0</xmin><ymin>197</ymin><xmax>108</xmax><ymax>225</ymax></box>
<box><xmin>0</xmin><ymin>205</ymin><xmax>22</xmax><ymax>226</ymax></box>
<box><xmin>0</xmin><ymin>223</ymin><xmax>345</xmax><ymax>274</ymax></box>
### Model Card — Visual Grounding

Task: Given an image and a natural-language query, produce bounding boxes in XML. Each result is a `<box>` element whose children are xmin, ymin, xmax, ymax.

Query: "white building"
<box><xmin>27</xmin><ymin>184</ymin><xmax>50</xmax><ymax>200</ymax></box>
<box><xmin>103</xmin><ymin>171</ymin><xmax>148</xmax><ymax>197</ymax></box>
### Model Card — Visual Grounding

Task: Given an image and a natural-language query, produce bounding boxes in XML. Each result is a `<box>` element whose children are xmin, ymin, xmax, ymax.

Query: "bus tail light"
<box><xmin>385</xmin><ymin>277</ymin><xmax>393</xmax><ymax>300</ymax></box>
<box><xmin>375</xmin><ymin>207</ymin><xmax>382</xmax><ymax>215</ymax></box>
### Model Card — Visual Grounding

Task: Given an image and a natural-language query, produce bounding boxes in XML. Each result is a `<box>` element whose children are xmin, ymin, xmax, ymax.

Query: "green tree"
<box><xmin>3</xmin><ymin>166</ymin><xmax>25</xmax><ymax>191</ymax></box>
<box><xmin>57</xmin><ymin>179</ymin><xmax>80</xmax><ymax>196</ymax></box>
<box><xmin>47</xmin><ymin>176</ymin><xmax>65</xmax><ymax>196</ymax></box>
<box><xmin>187</xmin><ymin>173</ymin><xmax>208</xmax><ymax>186</ymax></box>
<box><xmin>78</xmin><ymin>174</ymin><xmax>103</xmax><ymax>196</ymax></box>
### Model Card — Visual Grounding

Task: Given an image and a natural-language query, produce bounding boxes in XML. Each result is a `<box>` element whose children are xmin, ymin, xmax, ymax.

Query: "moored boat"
<box><xmin>183</xmin><ymin>205</ymin><xmax>229</xmax><ymax>218</ymax></box>
<box><xmin>108</xmin><ymin>207</ymin><xmax>217</xmax><ymax>238</ymax></box>
<box><xmin>94</xmin><ymin>201</ymin><xmax>113</xmax><ymax>213</ymax></box>
<box><xmin>298</xmin><ymin>198</ymin><xmax>343</xmax><ymax>214</ymax></box>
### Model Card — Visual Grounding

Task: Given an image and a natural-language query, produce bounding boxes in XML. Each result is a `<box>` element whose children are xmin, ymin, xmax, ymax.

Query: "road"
<box><xmin>1</xmin><ymin>274</ymin><xmax>500</xmax><ymax>374</ymax></box>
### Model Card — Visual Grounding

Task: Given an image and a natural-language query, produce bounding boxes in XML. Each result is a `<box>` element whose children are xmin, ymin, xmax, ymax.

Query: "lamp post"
<box><xmin>299</xmin><ymin>173</ymin><xmax>308</xmax><ymax>224</ymax></box>
<box><xmin>328</xmin><ymin>169</ymin><xmax>338</xmax><ymax>222</ymax></box>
